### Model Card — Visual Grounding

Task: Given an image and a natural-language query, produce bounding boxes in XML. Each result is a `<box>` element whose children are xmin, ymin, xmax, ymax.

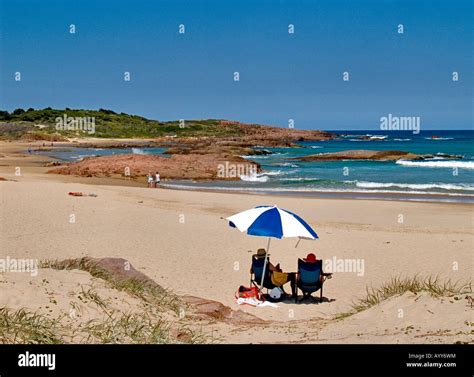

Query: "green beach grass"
<box><xmin>335</xmin><ymin>276</ymin><xmax>472</xmax><ymax>320</ymax></box>
<box><xmin>0</xmin><ymin>258</ymin><xmax>213</xmax><ymax>344</ymax></box>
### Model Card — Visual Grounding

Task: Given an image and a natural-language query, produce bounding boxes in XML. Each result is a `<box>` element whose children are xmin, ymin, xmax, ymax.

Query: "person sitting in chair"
<box><xmin>294</xmin><ymin>252</ymin><xmax>333</xmax><ymax>303</ymax></box>
<box><xmin>251</xmin><ymin>248</ymin><xmax>297</xmax><ymax>298</ymax></box>
<box><xmin>300</xmin><ymin>253</ymin><xmax>333</xmax><ymax>282</ymax></box>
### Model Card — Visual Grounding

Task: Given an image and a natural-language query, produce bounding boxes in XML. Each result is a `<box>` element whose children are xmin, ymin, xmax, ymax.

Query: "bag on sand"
<box><xmin>271</xmin><ymin>271</ymin><xmax>289</xmax><ymax>286</ymax></box>
<box><xmin>235</xmin><ymin>285</ymin><xmax>260</xmax><ymax>300</ymax></box>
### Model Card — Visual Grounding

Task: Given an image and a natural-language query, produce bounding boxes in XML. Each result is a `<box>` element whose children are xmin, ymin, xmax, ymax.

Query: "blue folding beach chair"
<box><xmin>296</xmin><ymin>258</ymin><xmax>324</xmax><ymax>303</ymax></box>
<box><xmin>250</xmin><ymin>255</ymin><xmax>277</xmax><ymax>292</ymax></box>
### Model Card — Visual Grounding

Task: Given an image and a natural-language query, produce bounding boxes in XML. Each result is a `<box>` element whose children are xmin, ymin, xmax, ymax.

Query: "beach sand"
<box><xmin>0</xmin><ymin>141</ymin><xmax>473</xmax><ymax>343</ymax></box>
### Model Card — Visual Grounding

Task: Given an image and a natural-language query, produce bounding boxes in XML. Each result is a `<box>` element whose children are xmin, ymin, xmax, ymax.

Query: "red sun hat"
<box><xmin>304</xmin><ymin>253</ymin><xmax>317</xmax><ymax>263</ymax></box>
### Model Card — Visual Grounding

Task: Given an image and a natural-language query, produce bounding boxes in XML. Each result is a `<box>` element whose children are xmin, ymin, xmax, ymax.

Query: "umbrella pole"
<box><xmin>259</xmin><ymin>237</ymin><xmax>271</xmax><ymax>294</ymax></box>
<box><xmin>295</xmin><ymin>238</ymin><xmax>301</xmax><ymax>248</ymax></box>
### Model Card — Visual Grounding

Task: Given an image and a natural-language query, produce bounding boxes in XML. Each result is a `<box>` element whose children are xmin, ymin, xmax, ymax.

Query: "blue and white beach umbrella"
<box><xmin>227</xmin><ymin>205</ymin><xmax>318</xmax><ymax>239</ymax></box>
<box><xmin>226</xmin><ymin>205</ymin><xmax>318</xmax><ymax>291</ymax></box>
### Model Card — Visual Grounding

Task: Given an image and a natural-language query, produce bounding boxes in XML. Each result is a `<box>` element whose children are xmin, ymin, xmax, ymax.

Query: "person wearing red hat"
<box><xmin>303</xmin><ymin>253</ymin><xmax>317</xmax><ymax>263</ymax></box>
<box><xmin>302</xmin><ymin>253</ymin><xmax>333</xmax><ymax>281</ymax></box>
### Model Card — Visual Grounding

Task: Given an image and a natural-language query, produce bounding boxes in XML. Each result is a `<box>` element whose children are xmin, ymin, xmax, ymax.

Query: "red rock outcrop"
<box><xmin>295</xmin><ymin>150</ymin><xmax>423</xmax><ymax>162</ymax></box>
<box><xmin>48</xmin><ymin>153</ymin><xmax>260</xmax><ymax>180</ymax></box>
<box><xmin>219</xmin><ymin>120</ymin><xmax>334</xmax><ymax>143</ymax></box>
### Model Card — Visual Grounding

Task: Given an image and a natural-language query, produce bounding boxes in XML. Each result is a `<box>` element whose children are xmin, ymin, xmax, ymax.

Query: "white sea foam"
<box><xmin>352</xmin><ymin>181</ymin><xmax>474</xmax><ymax>191</ymax></box>
<box><xmin>393</xmin><ymin>138</ymin><xmax>411</xmax><ymax>141</ymax></box>
<box><xmin>239</xmin><ymin>173</ymin><xmax>269</xmax><ymax>182</ymax></box>
<box><xmin>241</xmin><ymin>155</ymin><xmax>270</xmax><ymax>159</ymax></box>
<box><xmin>276</xmin><ymin>163</ymin><xmax>299</xmax><ymax>168</ymax></box>
<box><xmin>310</xmin><ymin>146</ymin><xmax>323</xmax><ymax>149</ymax></box>
<box><xmin>279</xmin><ymin>177</ymin><xmax>321</xmax><ymax>182</ymax></box>
<box><xmin>396</xmin><ymin>160</ymin><xmax>474</xmax><ymax>169</ymax></box>
<box><xmin>131</xmin><ymin>148</ymin><xmax>147</xmax><ymax>155</ymax></box>
<box><xmin>424</xmin><ymin>137</ymin><xmax>454</xmax><ymax>140</ymax></box>
<box><xmin>160</xmin><ymin>183</ymin><xmax>474</xmax><ymax>200</ymax></box>
<box><xmin>259</xmin><ymin>170</ymin><xmax>282</xmax><ymax>176</ymax></box>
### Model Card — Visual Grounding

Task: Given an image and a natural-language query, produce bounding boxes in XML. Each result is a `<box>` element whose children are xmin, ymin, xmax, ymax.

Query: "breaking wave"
<box><xmin>396</xmin><ymin>160</ymin><xmax>474</xmax><ymax>169</ymax></box>
<box><xmin>352</xmin><ymin>181</ymin><xmax>474</xmax><ymax>191</ymax></box>
<box><xmin>131</xmin><ymin>148</ymin><xmax>147</xmax><ymax>155</ymax></box>
<box><xmin>239</xmin><ymin>173</ymin><xmax>269</xmax><ymax>182</ymax></box>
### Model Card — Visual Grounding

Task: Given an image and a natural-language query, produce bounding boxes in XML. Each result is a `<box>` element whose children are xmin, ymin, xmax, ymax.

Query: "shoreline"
<box><xmin>3</xmin><ymin>140</ymin><xmax>473</xmax><ymax>204</ymax></box>
<box><xmin>160</xmin><ymin>182</ymin><xmax>474</xmax><ymax>204</ymax></box>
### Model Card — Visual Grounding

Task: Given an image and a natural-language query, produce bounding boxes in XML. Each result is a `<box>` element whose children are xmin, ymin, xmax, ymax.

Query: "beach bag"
<box><xmin>236</xmin><ymin>285</ymin><xmax>260</xmax><ymax>300</ymax></box>
<box><xmin>271</xmin><ymin>271</ymin><xmax>289</xmax><ymax>286</ymax></box>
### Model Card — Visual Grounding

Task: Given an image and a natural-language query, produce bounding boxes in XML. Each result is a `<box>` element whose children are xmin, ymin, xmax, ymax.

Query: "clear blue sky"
<box><xmin>0</xmin><ymin>0</ymin><xmax>472</xmax><ymax>130</ymax></box>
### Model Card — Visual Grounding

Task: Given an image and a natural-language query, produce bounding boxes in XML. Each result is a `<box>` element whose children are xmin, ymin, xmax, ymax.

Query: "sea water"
<box><xmin>37</xmin><ymin>130</ymin><xmax>474</xmax><ymax>201</ymax></box>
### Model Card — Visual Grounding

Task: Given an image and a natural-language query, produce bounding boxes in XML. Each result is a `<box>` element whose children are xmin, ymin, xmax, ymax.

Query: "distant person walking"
<box><xmin>155</xmin><ymin>172</ymin><xmax>161</xmax><ymax>188</ymax></box>
<box><xmin>147</xmin><ymin>172</ymin><xmax>154</xmax><ymax>188</ymax></box>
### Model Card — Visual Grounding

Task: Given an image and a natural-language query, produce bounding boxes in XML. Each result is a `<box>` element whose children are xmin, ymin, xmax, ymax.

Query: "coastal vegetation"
<box><xmin>0</xmin><ymin>258</ymin><xmax>213</xmax><ymax>344</ymax></box>
<box><xmin>0</xmin><ymin>108</ymin><xmax>242</xmax><ymax>139</ymax></box>
<box><xmin>336</xmin><ymin>276</ymin><xmax>472</xmax><ymax>320</ymax></box>
<box><xmin>0</xmin><ymin>108</ymin><xmax>334</xmax><ymax>144</ymax></box>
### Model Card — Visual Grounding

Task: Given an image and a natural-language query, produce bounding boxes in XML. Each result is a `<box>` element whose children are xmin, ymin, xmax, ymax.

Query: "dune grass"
<box><xmin>40</xmin><ymin>257</ymin><xmax>182</xmax><ymax>315</ymax></box>
<box><xmin>0</xmin><ymin>307</ymin><xmax>64</xmax><ymax>344</ymax></box>
<box><xmin>81</xmin><ymin>312</ymin><xmax>172</xmax><ymax>344</ymax></box>
<box><xmin>0</xmin><ymin>305</ymin><xmax>209</xmax><ymax>344</ymax></box>
<box><xmin>79</xmin><ymin>287</ymin><xmax>109</xmax><ymax>313</ymax></box>
<box><xmin>78</xmin><ymin>311</ymin><xmax>210</xmax><ymax>344</ymax></box>
<box><xmin>336</xmin><ymin>275</ymin><xmax>472</xmax><ymax>320</ymax></box>
<box><xmin>22</xmin><ymin>258</ymin><xmax>214</xmax><ymax>344</ymax></box>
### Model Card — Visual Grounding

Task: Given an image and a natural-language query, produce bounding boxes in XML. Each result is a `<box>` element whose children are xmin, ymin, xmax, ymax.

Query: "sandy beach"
<box><xmin>2</xmin><ymin>3</ymin><xmax>473</xmax><ymax>376</ymax></box>
<box><xmin>0</xmin><ymin>141</ymin><xmax>473</xmax><ymax>343</ymax></box>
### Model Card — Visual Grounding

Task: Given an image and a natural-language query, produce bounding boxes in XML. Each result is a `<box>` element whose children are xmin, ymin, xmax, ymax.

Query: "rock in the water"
<box><xmin>295</xmin><ymin>150</ymin><xmax>424</xmax><ymax>162</ymax></box>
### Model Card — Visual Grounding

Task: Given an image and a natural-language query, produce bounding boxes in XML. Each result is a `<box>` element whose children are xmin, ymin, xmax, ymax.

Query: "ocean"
<box><xmin>38</xmin><ymin>130</ymin><xmax>474</xmax><ymax>202</ymax></box>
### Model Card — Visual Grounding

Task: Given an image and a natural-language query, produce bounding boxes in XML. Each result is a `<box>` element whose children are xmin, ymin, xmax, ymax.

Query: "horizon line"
<box><xmin>1</xmin><ymin>107</ymin><xmax>472</xmax><ymax>131</ymax></box>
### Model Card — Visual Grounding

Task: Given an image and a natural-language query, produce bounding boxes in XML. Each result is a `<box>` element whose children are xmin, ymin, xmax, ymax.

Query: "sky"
<box><xmin>0</xmin><ymin>0</ymin><xmax>472</xmax><ymax>130</ymax></box>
